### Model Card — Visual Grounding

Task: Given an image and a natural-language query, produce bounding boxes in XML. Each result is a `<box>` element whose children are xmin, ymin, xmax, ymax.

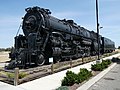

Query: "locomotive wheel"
<box><xmin>36</xmin><ymin>54</ymin><xmax>45</xmax><ymax>66</ymax></box>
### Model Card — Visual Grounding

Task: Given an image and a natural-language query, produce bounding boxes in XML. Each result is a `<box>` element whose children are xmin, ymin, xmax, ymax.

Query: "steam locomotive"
<box><xmin>7</xmin><ymin>6</ymin><xmax>115</xmax><ymax>69</ymax></box>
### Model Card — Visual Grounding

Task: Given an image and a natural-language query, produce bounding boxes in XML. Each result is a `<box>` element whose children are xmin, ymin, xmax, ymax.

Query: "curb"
<box><xmin>76</xmin><ymin>63</ymin><xmax>117</xmax><ymax>90</ymax></box>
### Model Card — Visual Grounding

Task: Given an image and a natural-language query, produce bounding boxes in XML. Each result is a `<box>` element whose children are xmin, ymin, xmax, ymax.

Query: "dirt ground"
<box><xmin>116</xmin><ymin>49</ymin><xmax>120</xmax><ymax>52</ymax></box>
<box><xmin>0</xmin><ymin>52</ymin><xmax>10</xmax><ymax>62</ymax></box>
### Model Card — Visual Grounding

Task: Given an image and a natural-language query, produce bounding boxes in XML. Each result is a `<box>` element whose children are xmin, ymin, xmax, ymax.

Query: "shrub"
<box><xmin>91</xmin><ymin>63</ymin><xmax>103</xmax><ymax>71</ymax></box>
<box><xmin>7</xmin><ymin>72</ymin><xmax>15</xmax><ymax>78</ymax></box>
<box><xmin>101</xmin><ymin>61</ymin><xmax>108</xmax><ymax>68</ymax></box>
<box><xmin>7</xmin><ymin>72</ymin><xmax>27</xmax><ymax>79</ymax></box>
<box><xmin>61</xmin><ymin>71</ymin><xmax>78</xmax><ymax>86</ymax></box>
<box><xmin>102</xmin><ymin>60</ymin><xmax>111</xmax><ymax>68</ymax></box>
<box><xmin>19</xmin><ymin>72</ymin><xmax>27</xmax><ymax>79</ymax></box>
<box><xmin>106</xmin><ymin>59</ymin><xmax>111</xmax><ymax>65</ymax></box>
<box><xmin>56</xmin><ymin>86</ymin><xmax>69</xmax><ymax>90</ymax></box>
<box><xmin>111</xmin><ymin>57</ymin><xmax>120</xmax><ymax>62</ymax></box>
<box><xmin>61</xmin><ymin>69</ymin><xmax>92</xmax><ymax>86</ymax></box>
<box><xmin>77</xmin><ymin>68</ymin><xmax>92</xmax><ymax>83</ymax></box>
<box><xmin>91</xmin><ymin>60</ymin><xmax>111</xmax><ymax>71</ymax></box>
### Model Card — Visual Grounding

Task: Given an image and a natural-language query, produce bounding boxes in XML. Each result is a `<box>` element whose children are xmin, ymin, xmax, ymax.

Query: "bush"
<box><xmin>77</xmin><ymin>68</ymin><xmax>92</xmax><ymax>83</ymax></box>
<box><xmin>56</xmin><ymin>86</ymin><xmax>69</xmax><ymax>90</ymax></box>
<box><xmin>0</xmin><ymin>47</ymin><xmax>12</xmax><ymax>52</ymax></box>
<box><xmin>102</xmin><ymin>61</ymin><xmax>108</xmax><ymax>68</ymax></box>
<box><xmin>102</xmin><ymin>60</ymin><xmax>111</xmax><ymax>68</ymax></box>
<box><xmin>7</xmin><ymin>72</ymin><xmax>27</xmax><ymax>79</ymax></box>
<box><xmin>7</xmin><ymin>72</ymin><xmax>15</xmax><ymax>78</ymax></box>
<box><xmin>61</xmin><ymin>69</ymin><xmax>92</xmax><ymax>86</ymax></box>
<box><xmin>111</xmin><ymin>57</ymin><xmax>120</xmax><ymax>62</ymax></box>
<box><xmin>91</xmin><ymin>63</ymin><xmax>103</xmax><ymax>71</ymax></box>
<box><xmin>61</xmin><ymin>71</ymin><xmax>78</xmax><ymax>86</ymax></box>
<box><xmin>91</xmin><ymin>60</ymin><xmax>111</xmax><ymax>71</ymax></box>
<box><xmin>19</xmin><ymin>72</ymin><xmax>27</xmax><ymax>79</ymax></box>
<box><xmin>106</xmin><ymin>59</ymin><xmax>112</xmax><ymax>65</ymax></box>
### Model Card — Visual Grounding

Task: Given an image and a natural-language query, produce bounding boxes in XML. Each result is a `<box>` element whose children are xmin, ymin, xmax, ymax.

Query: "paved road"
<box><xmin>88</xmin><ymin>63</ymin><xmax>120</xmax><ymax>90</ymax></box>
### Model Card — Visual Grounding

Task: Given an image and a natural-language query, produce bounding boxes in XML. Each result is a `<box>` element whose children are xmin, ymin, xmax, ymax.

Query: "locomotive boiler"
<box><xmin>7</xmin><ymin>6</ymin><xmax>115</xmax><ymax>69</ymax></box>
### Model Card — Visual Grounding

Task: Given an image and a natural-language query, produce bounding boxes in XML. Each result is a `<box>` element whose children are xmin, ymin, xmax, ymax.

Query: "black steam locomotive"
<box><xmin>7</xmin><ymin>6</ymin><xmax>115</xmax><ymax>69</ymax></box>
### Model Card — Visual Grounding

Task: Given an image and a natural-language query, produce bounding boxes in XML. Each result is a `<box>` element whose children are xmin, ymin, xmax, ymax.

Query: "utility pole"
<box><xmin>95</xmin><ymin>0</ymin><xmax>100</xmax><ymax>61</ymax></box>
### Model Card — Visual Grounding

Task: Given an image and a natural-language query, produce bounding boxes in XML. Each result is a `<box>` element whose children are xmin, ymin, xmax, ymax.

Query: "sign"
<box><xmin>49</xmin><ymin>57</ymin><xmax>53</xmax><ymax>63</ymax></box>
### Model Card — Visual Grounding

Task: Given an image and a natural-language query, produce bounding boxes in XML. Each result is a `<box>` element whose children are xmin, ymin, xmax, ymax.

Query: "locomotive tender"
<box><xmin>7</xmin><ymin>6</ymin><xmax>115</xmax><ymax>69</ymax></box>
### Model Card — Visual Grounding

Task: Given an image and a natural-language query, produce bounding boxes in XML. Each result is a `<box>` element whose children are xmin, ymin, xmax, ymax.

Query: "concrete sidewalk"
<box><xmin>88</xmin><ymin>63</ymin><xmax>120</xmax><ymax>90</ymax></box>
<box><xmin>0</xmin><ymin>81</ymin><xmax>24</xmax><ymax>90</ymax></box>
<box><xmin>0</xmin><ymin>53</ymin><xmax>120</xmax><ymax>90</ymax></box>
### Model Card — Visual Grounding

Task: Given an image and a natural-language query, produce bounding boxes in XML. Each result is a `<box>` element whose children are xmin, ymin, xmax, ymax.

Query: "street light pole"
<box><xmin>96</xmin><ymin>0</ymin><xmax>100</xmax><ymax>60</ymax></box>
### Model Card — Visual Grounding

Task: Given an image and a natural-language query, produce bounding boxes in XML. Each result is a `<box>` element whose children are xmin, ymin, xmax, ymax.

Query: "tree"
<box><xmin>0</xmin><ymin>47</ymin><xmax>12</xmax><ymax>52</ymax></box>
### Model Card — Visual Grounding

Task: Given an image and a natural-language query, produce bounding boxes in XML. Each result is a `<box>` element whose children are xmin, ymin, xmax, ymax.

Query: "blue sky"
<box><xmin>0</xmin><ymin>0</ymin><xmax>120</xmax><ymax>48</ymax></box>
